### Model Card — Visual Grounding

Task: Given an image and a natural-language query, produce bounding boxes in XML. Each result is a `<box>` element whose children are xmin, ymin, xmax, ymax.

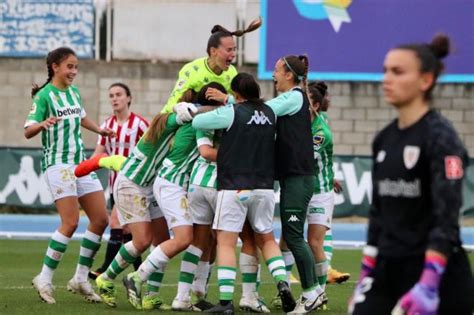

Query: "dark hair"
<box><xmin>231</xmin><ymin>73</ymin><xmax>265</xmax><ymax>106</ymax></box>
<box><xmin>31</xmin><ymin>47</ymin><xmax>76</xmax><ymax>98</ymax></box>
<box><xmin>109</xmin><ymin>82</ymin><xmax>132</xmax><ymax>107</ymax></box>
<box><xmin>396</xmin><ymin>34</ymin><xmax>450</xmax><ymax>101</ymax></box>
<box><xmin>281</xmin><ymin>54</ymin><xmax>309</xmax><ymax>90</ymax></box>
<box><xmin>196</xmin><ymin>82</ymin><xmax>226</xmax><ymax>106</ymax></box>
<box><xmin>307</xmin><ymin>82</ymin><xmax>324</xmax><ymax>109</ymax></box>
<box><xmin>206</xmin><ymin>17</ymin><xmax>262</xmax><ymax>56</ymax></box>
<box><xmin>313</xmin><ymin>81</ymin><xmax>328</xmax><ymax>98</ymax></box>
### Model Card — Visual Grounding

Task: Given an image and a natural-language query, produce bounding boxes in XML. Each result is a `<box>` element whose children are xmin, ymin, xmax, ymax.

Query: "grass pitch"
<box><xmin>1</xmin><ymin>239</ymin><xmax>472</xmax><ymax>314</ymax></box>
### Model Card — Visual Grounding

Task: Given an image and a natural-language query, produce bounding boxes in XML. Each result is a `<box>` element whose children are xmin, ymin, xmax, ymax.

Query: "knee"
<box><xmin>175</xmin><ymin>233</ymin><xmax>193</xmax><ymax>252</ymax></box>
<box><xmin>133</xmin><ymin>235</ymin><xmax>152</xmax><ymax>253</ymax></box>
<box><xmin>61</xmin><ymin>220</ymin><xmax>79</xmax><ymax>235</ymax></box>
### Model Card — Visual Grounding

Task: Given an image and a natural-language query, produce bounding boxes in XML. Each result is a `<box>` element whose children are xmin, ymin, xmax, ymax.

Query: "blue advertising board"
<box><xmin>258</xmin><ymin>0</ymin><xmax>474</xmax><ymax>82</ymax></box>
<box><xmin>0</xmin><ymin>0</ymin><xmax>94</xmax><ymax>58</ymax></box>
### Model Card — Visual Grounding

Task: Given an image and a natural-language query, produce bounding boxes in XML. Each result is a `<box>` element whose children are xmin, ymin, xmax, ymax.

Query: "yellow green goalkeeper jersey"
<box><xmin>157</xmin><ymin>124</ymin><xmax>200</xmax><ymax>189</ymax></box>
<box><xmin>312</xmin><ymin>113</ymin><xmax>334</xmax><ymax>194</ymax></box>
<box><xmin>189</xmin><ymin>130</ymin><xmax>218</xmax><ymax>189</ymax></box>
<box><xmin>121</xmin><ymin>114</ymin><xmax>181</xmax><ymax>187</ymax></box>
<box><xmin>161</xmin><ymin>57</ymin><xmax>237</xmax><ymax>113</ymax></box>
<box><xmin>24</xmin><ymin>83</ymin><xmax>87</xmax><ymax>172</ymax></box>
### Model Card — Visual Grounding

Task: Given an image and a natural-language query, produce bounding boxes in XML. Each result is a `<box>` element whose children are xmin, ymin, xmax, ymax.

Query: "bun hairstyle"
<box><xmin>397</xmin><ymin>34</ymin><xmax>450</xmax><ymax>101</ymax></box>
<box><xmin>31</xmin><ymin>46</ymin><xmax>76</xmax><ymax>98</ymax></box>
<box><xmin>281</xmin><ymin>54</ymin><xmax>309</xmax><ymax>90</ymax></box>
<box><xmin>207</xmin><ymin>16</ymin><xmax>262</xmax><ymax>55</ymax></box>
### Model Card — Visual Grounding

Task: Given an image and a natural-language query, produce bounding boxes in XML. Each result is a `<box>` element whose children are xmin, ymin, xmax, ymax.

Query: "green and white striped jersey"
<box><xmin>121</xmin><ymin>114</ymin><xmax>180</xmax><ymax>187</ymax></box>
<box><xmin>189</xmin><ymin>130</ymin><xmax>218</xmax><ymax>189</ymax></box>
<box><xmin>312</xmin><ymin>113</ymin><xmax>334</xmax><ymax>194</ymax></box>
<box><xmin>24</xmin><ymin>84</ymin><xmax>87</xmax><ymax>172</ymax></box>
<box><xmin>157</xmin><ymin>124</ymin><xmax>200</xmax><ymax>189</ymax></box>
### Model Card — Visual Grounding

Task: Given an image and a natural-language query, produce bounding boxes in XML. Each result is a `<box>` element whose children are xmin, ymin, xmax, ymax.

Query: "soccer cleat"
<box><xmin>32</xmin><ymin>275</ymin><xmax>56</xmax><ymax>304</ymax></box>
<box><xmin>142</xmin><ymin>292</ymin><xmax>172</xmax><ymax>311</ymax></box>
<box><xmin>123</xmin><ymin>272</ymin><xmax>143</xmax><ymax>310</ymax></box>
<box><xmin>193</xmin><ymin>298</ymin><xmax>215</xmax><ymax>311</ymax></box>
<box><xmin>74</xmin><ymin>153</ymin><xmax>108</xmax><ymax>177</ymax></box>
<box><xmin>67</xmin><ymin>278</ymin><xmax>102</xmax><ymax>303</ymax></box>
<box><xmin>204</xmin><ymin>302</ymin><xmax>234</xmax><ymax>314</ymax></box>
<box><xmin>270</xmin><ymin>293</ymin><xmax>282</xmax><ymax>309</ymax></box>
<box><xmin>327</xmin><ymin>267</ymin><xmax>351</xmax><ymax>284</ymax></box>
<box><xmin>287</xmin><ymin>294</ymin><xmax>325</xmax><ymax>314</ymax></box>
<box><xmin>239</xmin><ymin>293</ymin><xmax>270</xmax><ymax>313</ymax></box>
<box><xmin>95</xmin><ymin>274</ymin><xmax>116</xmax><ymax>307</ymax></box>
<box><xmin>277</xmin><ymin>280</ymin><xmax>296</xmax><ymax>313</ymax></box>
<box><xmin>88</xmin><ymin>269</ymin><xmax>102</xmax><ymax>280</ymax></box>
<box><xmin>172</xmin><ymin>298</ymin><xmax>200</xmax><ymax>311</ymax></box>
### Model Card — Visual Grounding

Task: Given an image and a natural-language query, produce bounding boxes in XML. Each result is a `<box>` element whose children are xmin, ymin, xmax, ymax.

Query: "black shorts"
<box><xmin>108</xmin><ymin>193</ymin><xmax>115</xmax><ymax>210</ymax></box>
<box><xmin>352</xmin><ymin>247</ymin><xmax>474</xmax><ymax>315</ymax></box>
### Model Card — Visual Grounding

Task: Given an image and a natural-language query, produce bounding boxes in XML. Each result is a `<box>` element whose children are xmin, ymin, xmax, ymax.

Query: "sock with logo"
<box><xmin>39</xmin><ymin>230</ymin><xmax>70</xmax><ymax>283</ymax></box>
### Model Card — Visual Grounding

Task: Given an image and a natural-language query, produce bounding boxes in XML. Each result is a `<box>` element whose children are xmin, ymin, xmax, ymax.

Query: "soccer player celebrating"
<box><xmin>192</xmin><ymin>73</ymin><xmax>296</xmax><ymax>315</ymax></box>
<box><xmin>160</xmin><ymin>17</ymin><xmax>262</xmax><ymax>114</ymax></box>
<box><xmin>25</xmin><ymin>47</ymin><xmax>113</xmax><ymax>304</ymax></box>
<box><xmin>349</xmin><ymin>34</ymin><xmax>474</xmax><ymax>315</ymax></box>
<box><xmin>89</xmin><ymin>82</ymin><xmax>149</xmax><ymax>279</ymax></box>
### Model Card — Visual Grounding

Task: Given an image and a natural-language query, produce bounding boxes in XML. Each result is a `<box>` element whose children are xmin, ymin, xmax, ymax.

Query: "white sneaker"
<box><xmin>67</xmin><ymin>278</ymin><xmax>102</xmax><ymax>303</ymax></box>
<box><xmin>239</xmin><ymin>293</ymin><xmax>271</xmax><ymax>313</ymax></box>
<box><xmin>32</xmin><ymin>275</ymin><xmax>55</xmax><ymax>304</ymax></box>
<box><xmin>288</xmin><ymin>294</ymin><xmax>324</xmax><ymax>314</ymax></box>
<box><xmin>171</xmin><ymin>297</ymin><xmax>200</xmax><ymax>311</ymax></box>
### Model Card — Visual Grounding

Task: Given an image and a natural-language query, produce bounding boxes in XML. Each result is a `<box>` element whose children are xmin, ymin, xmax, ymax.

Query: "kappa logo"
<box><xmin>247</xmin><ymin>111</ymin><xmax>272</xmax><ymax>125</ymax></box>
<box><xmin>288</xmin><ymin>215</ymin><xmax>299</xmax><ymax>222</ymax></box>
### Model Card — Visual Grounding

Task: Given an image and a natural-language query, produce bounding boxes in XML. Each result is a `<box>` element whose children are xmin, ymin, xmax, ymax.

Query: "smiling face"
<box><xmin>382</xmin><ymin>49</ymin><xmax>433</xmax><ymax>108</ymax></box>
<box><xmin>209</xmin><ymin>36</ymin><xmax>236</xmax><ymax>72</ymax></box>
<box><xmin>108</xmin><ymin>85</ymin><xmax>131</xmax><ymax>113</ymax></box>
<box><xmin>52</xmin><ymin>54</ymin><xmax>78</xmax><ymax>88</ymax></box>
<box><xmin>272</xmin><ymin>59</ymin><xmax>293</xmax><ymax>92</ymax></box>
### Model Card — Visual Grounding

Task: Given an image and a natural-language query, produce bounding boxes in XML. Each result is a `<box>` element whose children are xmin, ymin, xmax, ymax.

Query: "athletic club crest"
<box><xmin>403</xmin><ymin>146</ymin><xmax>420</xmax><ymax>169</ymax></box>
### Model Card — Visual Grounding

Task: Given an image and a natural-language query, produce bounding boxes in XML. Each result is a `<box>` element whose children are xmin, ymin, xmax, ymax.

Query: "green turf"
<box><xmin>0</xmin><ymin>240</ymin><xmax>472</xmax><ymax>314</ymax></box>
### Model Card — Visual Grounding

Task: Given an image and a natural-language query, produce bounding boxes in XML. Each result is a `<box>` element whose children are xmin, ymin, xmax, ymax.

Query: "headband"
<box><xmin>283</xmin><ymin>57</ymin><xmax>304</xmax><ymax>82</ymax></box>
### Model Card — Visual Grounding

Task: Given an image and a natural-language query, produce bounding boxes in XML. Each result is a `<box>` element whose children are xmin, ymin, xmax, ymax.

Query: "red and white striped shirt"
<box><xmin>97</xmin><ymin>112</ymin><xmax>149</xmax><ymax>188</ymax></box>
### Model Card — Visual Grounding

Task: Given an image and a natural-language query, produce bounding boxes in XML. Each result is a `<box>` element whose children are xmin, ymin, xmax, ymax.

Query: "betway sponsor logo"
<box><xmin>56</xmin><ymin>107</ymin><xmax>81</xmax><ymax>117</ymax></box>
<box><xmin>378</xmin><ymin>178</ymin><xmax>421</xmax><ymax>198</ymax></box>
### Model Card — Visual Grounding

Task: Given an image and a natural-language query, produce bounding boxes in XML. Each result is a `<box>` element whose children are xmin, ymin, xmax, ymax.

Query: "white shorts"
<box><xmin>113</xmin><ymin>173</ymin><xmax>162</xmax><ymax>226</ymax></box>
<box><xmin>44</xmin><ymin>164</ymin><xmax>103</xmax><ymax>201</ymax></box>
<box><xmin>188</xmin><ymin>185</ymin><xmax>217</xmax><ymax>225</ymax></box>
<box><xmin>307</xmin><ymin>192</ymin><xmax>334</xmax><ymax>228</ymax></box>
<box><xmin>153</xmin><ymin>177</ymin><xmax>193</xmax><ymax>229</ymax></box>
<box><xmin>213</xmin><ymin>189</ymin><xmax>275</xmax><ymax>234</ymax></box>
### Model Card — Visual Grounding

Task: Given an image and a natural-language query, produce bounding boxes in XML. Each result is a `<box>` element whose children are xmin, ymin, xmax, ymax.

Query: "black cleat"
<box><xmin>277</xmin><ymin>280</ymin><xmax>296</xmax><ymax>313</ymax></box>
<box><xmin>204</xmin><ymin>302</ymin><xmax>234</xmax><ymax>314</ymax></box>
<box><xmin>194</xmin><ymin>299</ymin><xmax>215</xmax><ymax>311</ymax></box>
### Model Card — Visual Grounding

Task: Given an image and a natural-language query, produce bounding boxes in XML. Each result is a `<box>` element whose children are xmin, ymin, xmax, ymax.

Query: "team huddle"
<box><xmin>24</xmin><ymin>17</ymin><xmax>473</xmax><ymax>315</ymax></box>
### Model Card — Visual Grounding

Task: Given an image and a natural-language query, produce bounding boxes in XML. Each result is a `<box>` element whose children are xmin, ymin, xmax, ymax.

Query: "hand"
<box><xmin>41</xmin><ymin>117</ymin><xmax>61</xmax><ymax>130</ymax></box>
<box><xmin>99</xmin><ymin>127</ymin><xmax>115</xmax><ymax>137</ymax></box>
<box><xmin>174</xmin><ymin>102</ymin><xmax>198</xmax><ymax>124</ymax></box>
<box><xmin>392</xmin><ymin>283</ymin><xmax>439</xmax><ymax>315</ymax></box>
<box><xmin>205</xmin><ymin>88</ymin><xmax>227</xmax><ymax>103</ymax></box>
<box><xmin>334</xmin><ymin>179</ymin><xmax>343</xmax><ymax>193</ymax></box>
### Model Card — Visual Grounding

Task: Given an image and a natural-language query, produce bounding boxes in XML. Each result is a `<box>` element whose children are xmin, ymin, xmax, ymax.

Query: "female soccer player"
<box><xmin>266</xmin><ymin>55</ymin><xmax>325</xmax><ymax>313</ymax></box>
<box><xmin>93</xmin><ymin>110</ymin><xmax>190</xmax><ymax>309</ymax></box>
<box><xmin>25</xmin><ymin>47</ymin><xmax>113</xmax><ymax>304</ymax></box>
<box><xmin>89</xmin><ymin>82</ymin><xmax>149</xmax><ymax>279</ymax></box>
<box><xmin>350</xmin><ymin>34</ymin><xmax>474</xmax><ymax>315</ymax></box>
<box><xmin>160</xmin><ymin>17</ymin><xmax>262</xmax><ymax>113</ymax></box>
<box><xmin>192</xmin><ymin>73</ymin><xmax>296</xmax><ymax>315</ymax></box>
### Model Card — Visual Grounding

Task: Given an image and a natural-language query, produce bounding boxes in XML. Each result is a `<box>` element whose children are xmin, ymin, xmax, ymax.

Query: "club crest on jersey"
<box><xmin>376</xmin><ymin>150</ymin><xmax>386</xmax><ymax>163</ymax></box>
<box><xmin>403</xmin><ymin>145</ymin><xmax>420</xmax><ymax>169</ymax></box>
<box><xmin>444</xmin><ymin>156</ymin><xmax>463</xmax><ymax>180</ymax></box>
<box><xmin>176</xmin><ymin>78</ymin><xmax>186</xmax><ymax>89</ymax></box>
<box><xmin>313</xmin><ymin>134</ymin><xmax>325</xmax><ymax>150</ymax></box>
